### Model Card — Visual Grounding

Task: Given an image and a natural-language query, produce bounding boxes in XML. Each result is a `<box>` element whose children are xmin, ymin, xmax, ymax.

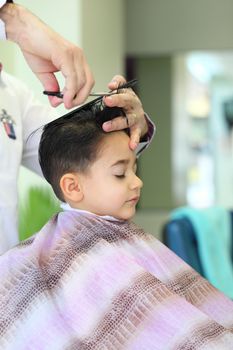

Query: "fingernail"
<box><xmin>105</xmin><ymin>96</ymin><xmax>113</xmax><ymax>105</ymax></box>
<box><xmin>102</xmin><ymin>121</ymin><xmax>112</xmax><ymax>131</ymax></box>
<box><xmin>130</xmin><ymin>141</ymin><xmax>137</xmax><ymax>150</ymax></box>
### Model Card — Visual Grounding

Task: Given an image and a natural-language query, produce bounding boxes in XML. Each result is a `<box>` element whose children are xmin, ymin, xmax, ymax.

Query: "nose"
<box><xmin>130</xmin><ymin>173</ymin><xmax>143</xmax><ymax>190</ymax></box>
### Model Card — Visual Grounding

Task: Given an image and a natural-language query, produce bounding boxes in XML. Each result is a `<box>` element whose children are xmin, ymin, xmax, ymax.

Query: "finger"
<box><xmin>108</xmin><ymin>75</ymin><xmax>126</xmax><ymax>90</ymax></box>
<box><xmin>129</xmin><ymin>128</ymin><xmax>141</xmax><ymax>151</ymax></box>
<box><xmin>66</xmin><ymin>63</ymin><xmax>94</xmax><ymax>107</ymax></box>
<box><xmin>102</xmin><ymin>115</ymin><xmax>129</xmax><ymax>132</ymax></box>
<box><xmin>104</xmin><ymin>91</ymin><xmax>136</xmax><ymax>111</ymax></box>
<box><xmin>103</xmin><ymin>114</ymin><xmax>141</xmax><ymax>150</ymax></box>
<box><xmin>37</xmin><ymin>71</ymin><xmax>63</xmax><ymax>107</ymax></box>
<box><xmin>58</xmin><ymin>47</ymin><xmax>86</xmax><ymax>108</ymax></box>
<box><xmin>62</xmin><ymin>71</ymin><xmax>85</xmax><ymax>109</ymax></box>
<box><xmin>103</xmin><ymin>112</ymin><xmax>137</xmax><ymax>132</ymax></box>
<box><xmin>62</xmin><ymin>56</ymin><xmax>94</xmax><ymax>108</ymax></box>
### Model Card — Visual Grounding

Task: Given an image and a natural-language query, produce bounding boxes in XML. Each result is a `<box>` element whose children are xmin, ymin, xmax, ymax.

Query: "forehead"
<box><xmin>98</xmin><ymin>131</ymin><xmax>136</xmax><ymax>164</ymax></box>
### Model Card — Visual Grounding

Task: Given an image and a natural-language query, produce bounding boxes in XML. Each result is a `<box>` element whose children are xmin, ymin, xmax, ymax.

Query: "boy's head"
<box><xmin>39</xmin><ymin>100</ymin><xmax>143</xmax><ymax>220</ymax></box>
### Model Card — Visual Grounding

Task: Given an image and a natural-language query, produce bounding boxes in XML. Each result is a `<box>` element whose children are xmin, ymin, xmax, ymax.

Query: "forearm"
<box><xmin>0</xmin><ymin>3</ymin><xmax>49</xmax><ymax>46</ymax></box>
<box><xmin>0</xmin><ymin>0</ymin><xmax>7</xmax><ymax>39</ymax></box>
<box><xmin>0</xmin><ymin>0</ymin><xmax>14</xmax><ymax>40</ymax></box>
<box><xmin>0</xmin><ymin>2</ymin><xmax>16</xmax><ymax>41</ymax></box>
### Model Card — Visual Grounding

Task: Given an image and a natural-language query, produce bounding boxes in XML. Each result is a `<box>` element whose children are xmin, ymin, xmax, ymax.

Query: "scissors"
<box><xmin>43</xmin><ymin>79</ymin><xmax>138</xmax><ymax>99</ymax></box>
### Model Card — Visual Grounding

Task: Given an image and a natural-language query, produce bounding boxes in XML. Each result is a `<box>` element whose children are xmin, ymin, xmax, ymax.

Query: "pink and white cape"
<box><xmin>0</xmin><ymin>210</ymin><xmax>233</xmax><ymax>349</ymax></box>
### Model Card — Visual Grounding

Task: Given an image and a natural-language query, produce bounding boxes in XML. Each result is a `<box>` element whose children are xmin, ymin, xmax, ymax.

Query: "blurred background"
<box><xmin>1</xmin><ymin>0</ymin><xmax>233</xmax><ymax>239</ymax></box>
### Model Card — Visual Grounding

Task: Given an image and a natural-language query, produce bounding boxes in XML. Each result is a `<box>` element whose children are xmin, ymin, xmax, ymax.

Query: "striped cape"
<box><xmin>0</xmin><ymin>210</ymin><xmax>233</xmax><ymax>349</ymax></box>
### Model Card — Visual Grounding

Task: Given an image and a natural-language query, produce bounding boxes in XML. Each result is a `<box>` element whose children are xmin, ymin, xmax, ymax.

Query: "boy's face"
<box><xmin>79</xmin><ymin>131</ymin><xmax>143</xmax><ymax>220</ymax></box>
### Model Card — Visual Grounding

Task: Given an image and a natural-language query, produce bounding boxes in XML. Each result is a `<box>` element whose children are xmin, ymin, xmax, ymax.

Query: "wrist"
<box><xmin>0</xmin><ymin>2</ymin><xmax>20</xmax><ymax>41</ymax></box>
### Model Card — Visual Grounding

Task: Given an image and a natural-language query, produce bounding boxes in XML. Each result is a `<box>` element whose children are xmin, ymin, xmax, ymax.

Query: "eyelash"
<box><xmin>115</xmin><ymin>174</ymin><xmax>125</xmax><ymax>179</ymax></box>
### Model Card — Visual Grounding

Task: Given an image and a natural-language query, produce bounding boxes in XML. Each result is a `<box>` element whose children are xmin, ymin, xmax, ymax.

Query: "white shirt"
<box><xmin>0</xmin><ymin>0</ymin><xmax>7</xmax><ymax>40</ymax></box>
<box><xmin>0</xmin><ymin>69</ymin><xmax>57</xmax><ymax>253</ymax></box>
<box><xmin>61</xmin><ymin>203</ymin><xmax>124</xmax><ymax>222</ymax></box>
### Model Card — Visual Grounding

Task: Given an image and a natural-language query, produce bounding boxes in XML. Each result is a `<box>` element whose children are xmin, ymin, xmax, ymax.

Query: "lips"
<box><xmin>127</xmin><ymin>196</ymin><xmax>140</xmax><ymax>204</ymax></box>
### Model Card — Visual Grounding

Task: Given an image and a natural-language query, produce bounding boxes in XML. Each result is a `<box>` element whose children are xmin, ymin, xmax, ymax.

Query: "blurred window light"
<box><xmin>186</xmin><ymin>94</ymin><xmax>210</xmax><ymax>118</ymax></box>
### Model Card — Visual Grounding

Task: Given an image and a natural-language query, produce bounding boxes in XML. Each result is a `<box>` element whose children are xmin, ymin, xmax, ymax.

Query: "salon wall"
<box><xmin>82</xmin><ymin>1</ymin><xmax>125</xmax><ymax>91</ymax></box>
<box><xmin>126</xmin><ymin>0</ymin><xmax>233</xmax><ymax>55</ymax></box>
<box><xmin>136</xmin><ymin>56</ymin><xmax>173</xmax><ymax>210</ymax></box>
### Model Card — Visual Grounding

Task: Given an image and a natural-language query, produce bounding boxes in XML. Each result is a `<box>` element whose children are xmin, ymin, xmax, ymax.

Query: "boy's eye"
<box><xmin>115</xmin><ymin>174</ymin><xmax>125</xmax><ymax>179</ymax></box>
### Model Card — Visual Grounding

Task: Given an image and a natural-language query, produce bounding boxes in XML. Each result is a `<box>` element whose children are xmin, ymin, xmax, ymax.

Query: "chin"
<box><xmin>117</xmin><ymin>210</ymin><xmax>136</xmax><ymax>221</ymax></box>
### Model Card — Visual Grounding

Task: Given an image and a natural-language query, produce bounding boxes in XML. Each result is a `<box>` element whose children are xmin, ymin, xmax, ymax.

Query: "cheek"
<box><xmin>85</xmin><ymin>176</ymin><xmax>126</xmax><ymax>203</ymax></box>
<box><xmin>86</xmin><ymin>178</ymin><xmax>111</xmax><ymax>198</ymax></box>
<box><xmin>108</xmin><ymin>181</ymin><xmax>127</xmax><ymax>201</ymax></box>
<box><xmin>98</xmin><ymin>179</ymin><xmax>123</xmax><ymax>199</ymax></box>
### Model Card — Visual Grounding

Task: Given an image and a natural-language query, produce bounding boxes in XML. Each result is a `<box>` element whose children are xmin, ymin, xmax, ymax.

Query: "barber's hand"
<box><xmin>103</xmin><ymin>75</ymin><xmax>148</xmax><ymax>150</ymax></box>
<box><xmin>1</xmin><ymin>4</ymin><xmax>94</xmax><ymax>109</ymax></box>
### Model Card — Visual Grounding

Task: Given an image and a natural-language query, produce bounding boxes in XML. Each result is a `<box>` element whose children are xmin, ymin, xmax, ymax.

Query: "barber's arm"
<box><xmin>0</xmin><ymin>0</ymin><xmax>10</xmax><ymax>39</ymax></box>
<box><xmin>0</xmin><ymin>1</ymin><xmax>94</xmax><ymax>109</ymax></box>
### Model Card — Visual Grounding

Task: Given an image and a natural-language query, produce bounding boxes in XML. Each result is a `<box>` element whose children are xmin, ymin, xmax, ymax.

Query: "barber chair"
<box><xmin>162</xmin><ymin>211</ymin><xmax>233</xmax><ymax>277</ymax></box>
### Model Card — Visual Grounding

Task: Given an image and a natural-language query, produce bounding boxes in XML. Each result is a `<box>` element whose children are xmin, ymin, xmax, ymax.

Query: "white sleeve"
<box><xmin>0</xmin><ymin>0</ymin><xmax>7</xmax><ymax>40</ymax></box>
<box><xmin>20</xmin><ymin>88</ymin><xmax>59</xmax><ymax>176</ymax></box>
<box><xmin>0</xmin><ymin>1</ymin><xmax>7</xmax><ymax>8</ymax></box>
<box><xmin>3</xmin><ymin>72</ymin><xmax>59</xmax><ymax>176</ymax></box>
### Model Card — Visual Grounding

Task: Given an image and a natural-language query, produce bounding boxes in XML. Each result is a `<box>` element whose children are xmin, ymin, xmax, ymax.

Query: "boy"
<box><xmin>0</xmin><ymin>94</ymin><xmax>233</xmax><ymax>349</ymax></box>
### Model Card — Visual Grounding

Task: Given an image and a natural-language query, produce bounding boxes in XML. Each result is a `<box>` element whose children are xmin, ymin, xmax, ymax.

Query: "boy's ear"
<box><xmin>60</xmin><ymin>173</ymin><xmax>84</xmax><ymax>203</ymax></box>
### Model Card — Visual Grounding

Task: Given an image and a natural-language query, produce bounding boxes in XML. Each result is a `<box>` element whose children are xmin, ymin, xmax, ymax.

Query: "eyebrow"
<box><xmin>111</xmin><ymin>159</ymin><xmax>136</xmax><ymax>167</ymax></box>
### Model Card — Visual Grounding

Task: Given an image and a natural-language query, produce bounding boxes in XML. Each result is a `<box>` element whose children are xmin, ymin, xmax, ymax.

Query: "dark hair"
<box><xmin>39</xmin><ymin>101</ymin><xmax>127</xmax><ymax>201</ymax></box>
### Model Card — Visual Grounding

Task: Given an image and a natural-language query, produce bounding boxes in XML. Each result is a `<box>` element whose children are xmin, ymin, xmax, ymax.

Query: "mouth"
<box><xmin>127</xmin><ymin>196</ymin><xmax>140</xmax><ymax>204</ymax></box>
